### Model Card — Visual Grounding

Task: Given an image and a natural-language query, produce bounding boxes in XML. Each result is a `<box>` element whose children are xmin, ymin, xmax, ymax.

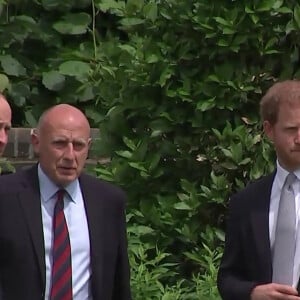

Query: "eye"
<box><xmin>72</xmin><ymin>141</ymin><xmax>86</xmax><ymax>151</ymax></box>
<box><xmin>53</xmin><ymin>140</ymin><xmax>68</xmax><ymax>148</ymax></box>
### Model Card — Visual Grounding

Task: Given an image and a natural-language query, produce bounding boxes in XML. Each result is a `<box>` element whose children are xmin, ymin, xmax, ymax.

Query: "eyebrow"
<box><xmin>52</xmin><ymin>137</ymin><xmax>89</xmax><ymax>143</ymax></box>
<box><xmin>0</xmin><ymin>121</ymin><xmax>11</xmax><ymax>127</ymax></box>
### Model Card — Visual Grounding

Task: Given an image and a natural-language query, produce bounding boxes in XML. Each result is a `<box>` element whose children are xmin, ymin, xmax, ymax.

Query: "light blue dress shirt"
<box><xmin>38</xmin><ymin>165</ymin><xmax>92</xmax><ymax>300</ymax></box>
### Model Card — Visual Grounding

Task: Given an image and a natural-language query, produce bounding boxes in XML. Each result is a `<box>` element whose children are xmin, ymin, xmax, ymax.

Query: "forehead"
<box><xmin>41</xmin><ymin>114</ymin><xmax>90</xmax><ymax>135</ymax></box>
<box><xmin>46</xmin><ymin>127</ymin><xmax>90</xmax><ymax>139</ymax></box>
<box><xmin>277</xmin><ymin>102</ymin><xmax>300</xmax><ymax>122</ymax></box>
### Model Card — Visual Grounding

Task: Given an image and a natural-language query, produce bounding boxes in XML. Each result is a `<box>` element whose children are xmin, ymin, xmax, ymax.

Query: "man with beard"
<box><xmin>218</xmin><ymin>80</ymin><xmax>300</xmax><ymax>300</ymax></box>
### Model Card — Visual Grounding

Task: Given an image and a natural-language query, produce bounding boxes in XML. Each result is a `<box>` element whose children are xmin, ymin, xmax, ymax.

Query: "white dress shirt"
<box><xmin>38</xmin><ymin>165</ymin><xmax>92</xmax><ymax>300</ymax></box>
<box><xmin>269</xmin><ymin>161</ymin><xmax>300</xmax><ymax>287</ymax></box>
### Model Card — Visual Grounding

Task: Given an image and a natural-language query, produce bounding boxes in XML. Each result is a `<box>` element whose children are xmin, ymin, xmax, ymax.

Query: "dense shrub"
<box><xmin>1</xmin><ymin>0</ymin><xmax>299</xmax><ymax>298</ymax></box>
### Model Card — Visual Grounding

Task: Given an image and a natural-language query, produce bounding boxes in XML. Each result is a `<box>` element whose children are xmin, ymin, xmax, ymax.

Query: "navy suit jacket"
<box><xmin>0</xmin><ymin>165</ymin><xmax>132</xmax><ymax>300</ymax></box>
<box><xmin>217</xmin><ymin>173</ymin><xmax>276</xmax><ymax>300</ymax></box>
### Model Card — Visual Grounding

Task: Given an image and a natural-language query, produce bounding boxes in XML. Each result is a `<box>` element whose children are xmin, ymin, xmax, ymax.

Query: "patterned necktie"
<box><xmin>50</xmin><ymin>190</ymin><xmax>73</xmax><ymax>300</ymax></box>
<box><xmin>272</xmin><ymin>173</ymin><xmax>297</xmax><ymax>285</ymax></box>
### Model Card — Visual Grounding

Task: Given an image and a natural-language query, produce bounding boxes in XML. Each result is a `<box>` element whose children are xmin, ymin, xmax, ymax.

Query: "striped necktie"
<box><xmin>50</xmin><ymin>189</ymin><xmax>73</xmax><ymax>300</ymax></box>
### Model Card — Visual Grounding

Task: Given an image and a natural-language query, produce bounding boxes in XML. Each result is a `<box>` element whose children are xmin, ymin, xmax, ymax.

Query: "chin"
<box><xmin>55</xmin><ymin>175</ymin><xmax>76</xmax><ymax>186</ymax></box>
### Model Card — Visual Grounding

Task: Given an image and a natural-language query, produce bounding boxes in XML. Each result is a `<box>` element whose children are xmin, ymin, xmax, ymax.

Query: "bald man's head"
<box><xmin>32</xmin><ymin>104</ymin><xmax>91</xmax><ymax>186</ymax></box>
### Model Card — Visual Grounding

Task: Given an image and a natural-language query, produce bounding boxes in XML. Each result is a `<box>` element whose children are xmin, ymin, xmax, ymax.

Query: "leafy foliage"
<box><xmin>0</xmin><ymin>0</ymin><xmax>298</xmax><ymax>298</ymax></box>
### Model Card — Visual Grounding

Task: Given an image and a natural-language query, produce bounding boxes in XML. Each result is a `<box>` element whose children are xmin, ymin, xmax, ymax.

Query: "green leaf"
<box><xmin>214</xmin><ymin>17</ymin><xmax>231</xmax><ymax>26</ymax></box>
<box><xmin>118</xmin><ymin>44</ymin><xmax>136</xmax><ymax>56</ymax></box>
<box><xmin>239</xmin><ymin>157</ymin><xmax>251</xmax><ymax>165</ymax></box>
<box><xmin>128</xmin><ymin>162</ymin><xmax>147</xmax><ymax>172</ymax></box>
<box><xmin>42</xmin><ymin>71</ymin><xmax>65</xmax><ymax>91</ymax></box>
<box><xmin>42</xmin><ymin>0</ymin><xmax>68</xmax><ymax>10</ymax></box>
<box><xmin>0</xmin><ymin>55</ymin><xmax>26</xmax><ymax>76</ymax></box>
<box><xmin>146</xmin><ymin>54</ymin><xmax>159</xmax><ymax>63</ymax></box>
<box><xmin>221</xmin><ymin>148</ymin><xmax>233</xmax><ymax>159</ymax></box>
<box><xmin>123</xmin><ymin>136</ymin><xmax>136</xmax><ymax>151</ymax></box>
<box><xmin>94</xmin><ymin>167</ymin><xmax>112</xmax><ymax>177</ymax></box>
<box><xmin>126</xmin><ymin>0</ymin><xmax>144</xmax><ymax>12</ymax></box>
<box><xmin>177</xmin><ymin>193</ymin><xmax>189</xmax><ymax>201</ymax></box>
<box><xmin>0</xmin><ymin>73</ymin><xmax>9</xmax><ymax>92</ymax></box>
<box><xmin>59</xmin><ymin>61</ymin><xmax>90</xmax><ymax>79</ymax></box>
<box><xmin>149</xmin><ymin>153</ymin><xmax>161</xmax><ymax>171</ymax></box>
<box><xmin>196</xmin><ymin>98</ymin><xmax>216</xmax><ymax>112</ymax></box>
<box><xmin>159</xmin><ymin>67</ymin><xmax>173</xmax><ymax>87</ymax></box>
<box><xmin>13</xmin><ymin>15</ymin><xmax>36</xmax><ymax>24</ymax></box>
<box><xmin>25</xmin><ymin>110</ymin><xmax>37</xmax><ymax>127</ymax></box>
<box><xmin>143</xmin><ymin>2</ymin><xmax>158</xmax><ymax>22</ymax></box>
<box><xmin>250</xmin><ymin>14</ymin><xmax>259</xmax><ymax>24</ymax></box>
<box><xmin>245</xmin><ymin>6</ymin><xmax>254</xmax><ymax>13</ymax></box>
<box><xmin>277</xmin><ymin>7</ymin><xmax>292</xmax><ymax>13</ymax></box>
<box><xmin>115</xmin><ymin>150</ymin><xmax>132</xmax><ymax>158</ymax></box>
<box><xmin>96</xmin><ymin>0</ymin><xmax>125</xmax><ymax>14</ymax></box>
<box><xmin>119</xmin><ymin>18</ymin><xmax>145</xmax><ymax>27</ymax></box>
<box><xmin>223</xmin><ymin>27</ymin><xmax>236</xmax><ymax>35</ymax></box>
<box><xmin>256</xmin><ymin>0</ymin><xmax>277</xmax><ymax>12</ymax></box>
<box><xmin>9</xmin><ymin>82</ymin><xmax>30</xmax><ymax>107</ymax></box>
<box><xmin>53</xmin><ymin>13</ymin><xmax>91</xmax><ymax>35</ymax></box>
<box><xmin>132</xmin><ymin>225</ymin><xmax>154</xmax><ymax>235</ymax></box>
<box><xmin>174</xmin><ymin>202</ymin><xmax>192</xmax><ymax>210</ymax></box>
<box><xmin>220</xmin><ymin>161</ymin><xmax>238</xmax><ymax>170</ymax></box>
<box><xmin>294</xmin><ymin>5</ymin><xmax>300</xmax><ymax>29</ymax></box>
<box><xmin>273</xmin><ymin>0</ymin><xmax>284</xmax><ymax>9</ymax></box>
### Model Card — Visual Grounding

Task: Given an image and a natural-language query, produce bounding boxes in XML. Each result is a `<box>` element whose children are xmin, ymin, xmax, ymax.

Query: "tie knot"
<box><xmin>285</xmin><ymin>173</ymin><xmax>297</xmax><ymax>190</ymax></box>
<box><xmin>57</xmin><ymin>189</ymin><xmax>65</xmax><ymax>201</ymax></box>
<box><xmin>55</xmin><ymin>190</ymin><xmax>65</xmax><ymax>211</ymax></box>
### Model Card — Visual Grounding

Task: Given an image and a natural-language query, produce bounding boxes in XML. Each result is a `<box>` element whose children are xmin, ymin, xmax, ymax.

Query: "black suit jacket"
<box><xmin>0</xmin><ymin>165</ymin><xmax>132</xmax><ymax>300</ymax></box>
<box><xmin>217</xmin><ymin>173</ymin><xmax>276</xmax><ymax>300</ymax></box>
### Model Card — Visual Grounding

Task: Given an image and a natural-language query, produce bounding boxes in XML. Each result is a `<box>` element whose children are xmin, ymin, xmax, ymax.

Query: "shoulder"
<box><xmin>229</xmin><ymin>172</ymin><xmax>275</xmax><ymax>211</ymax></box>
<box><xmin>0</xmin><ymin>166</ymin><xmax>33</xmax><ymax>183</ymax></box>
<box><xmin>0</xmin><ymin>165</ymin><xmax>39</xmax><ymax>193</ymax></box>
<box><xmin>79</xmin><ymin>172</ymin><xmax>127</xmax><ymax>201</ymax></box>
<box><xmin>236</xmin><ymin>172</ymin><xmax>274</xmax><ymax>197</ymax></box>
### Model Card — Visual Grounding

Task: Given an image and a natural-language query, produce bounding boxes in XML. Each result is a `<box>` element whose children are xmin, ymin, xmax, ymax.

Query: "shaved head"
<box><xmin>32</xmin><ymin>104</ymin><xmax>91</xmax><ymax>186</ymax></box>
<box><xmin>37</xmin><ymin>104</ymin><xmax>90</xmax><ymax>134</ymax></box>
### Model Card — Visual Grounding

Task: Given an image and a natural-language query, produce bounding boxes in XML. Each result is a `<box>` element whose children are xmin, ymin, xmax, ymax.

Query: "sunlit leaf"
<box><xmin>42</xmin><ymin>71</ymin><xmax>65</xmax><ymax>91</ymax></box>
<box><xmin>53</xmin><ymin>13</ymin><xmax>91</xmax><ymax>35</ymax></box>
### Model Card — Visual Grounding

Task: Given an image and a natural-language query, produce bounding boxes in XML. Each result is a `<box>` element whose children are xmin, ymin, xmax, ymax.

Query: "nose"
<box><xmin>63</xmin><ymin>142</ymin><xmax>75</xmax><ymax>160</ymax></box>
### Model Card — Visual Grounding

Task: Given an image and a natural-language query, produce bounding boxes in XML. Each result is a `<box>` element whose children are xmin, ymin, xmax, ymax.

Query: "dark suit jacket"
<box><xmin>217</xmin><ymin>173</ymin><xmax>276</xmax><ymax>300</ymax></box>
<box><xmin>0</xmin><ymin>165</ymin><xmax>132</xmax><ymax>300</ymax></box>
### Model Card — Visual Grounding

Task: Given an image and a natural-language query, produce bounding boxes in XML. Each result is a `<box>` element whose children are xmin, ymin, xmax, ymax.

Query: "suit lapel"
<box><xmin>18</xmin><ymin>166</ymin><xmax>46</xmax><ymax>287</ymax></box>
<box><xmin>250</xmin><ymin>172</ymin><xmax>275</xmax><ymax>281</ymax></box>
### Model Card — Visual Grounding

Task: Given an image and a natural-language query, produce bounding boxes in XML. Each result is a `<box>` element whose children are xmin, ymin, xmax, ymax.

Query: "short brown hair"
<box><xmin>260</xmin><ymin>80</ymin><xmax>300</xmax><ymax>125</ymax></box>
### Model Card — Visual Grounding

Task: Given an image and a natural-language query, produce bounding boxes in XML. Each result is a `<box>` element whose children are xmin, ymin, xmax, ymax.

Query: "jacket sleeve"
<box><xmin>112</xmin><ymin>199</ymin><xmax>132</xmax><ymax>300</ymax></box>
<box><xmin>217</xmin><ymin>195</ymin><xmax>258</xmax><ymax>300</ymax></box>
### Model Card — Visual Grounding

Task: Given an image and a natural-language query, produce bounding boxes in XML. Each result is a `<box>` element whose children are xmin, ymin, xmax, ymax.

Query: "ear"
<box><xmin>263</xmin><ymin>120</ymin><xmax>274</xmax><ymax>142</ymax></box>
<box><xmin>30</xmin><ymin>128</ymin><xmax>40</xmax><ymax>155</ymax></box>
<box><xmin>87</xmin><ymin>138</ymin><xmax>92</xmax><ymax>149</ymax></box>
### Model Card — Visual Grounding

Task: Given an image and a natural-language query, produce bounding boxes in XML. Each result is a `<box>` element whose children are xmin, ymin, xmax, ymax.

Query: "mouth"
<box><xmin>58</xmin><ymin>166</ymin><xmax>76</xmax><ymax>172</ymax></box>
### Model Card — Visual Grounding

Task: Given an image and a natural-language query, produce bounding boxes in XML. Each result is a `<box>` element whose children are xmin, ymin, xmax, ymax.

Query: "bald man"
<box><xmin>0</xmin><ymin>104</ymin><xmax>132</xmax><ymax>300</ymax></box>
<box><xmin>0</xmin><ymin>94</ymin><xmax>11</xmax><ymax>156</ymax></box>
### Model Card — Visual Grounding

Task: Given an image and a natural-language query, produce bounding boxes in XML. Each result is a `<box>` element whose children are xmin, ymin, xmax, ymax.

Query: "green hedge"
<box><xmin>1</xmin><ymin>0</ymin><xmax>299</xmax><ymax>298</ymax></box>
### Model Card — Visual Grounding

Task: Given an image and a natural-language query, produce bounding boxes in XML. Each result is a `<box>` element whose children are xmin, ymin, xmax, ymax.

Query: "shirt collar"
<box><xmin>276</xmin><ymin>160</ymin><xmax>300</xmax><ymax>189</ymax></box>
<box><xmin>37</xmin><ymin>164</ymin><xmax>78</xmax><ymax>203</ymax></box>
